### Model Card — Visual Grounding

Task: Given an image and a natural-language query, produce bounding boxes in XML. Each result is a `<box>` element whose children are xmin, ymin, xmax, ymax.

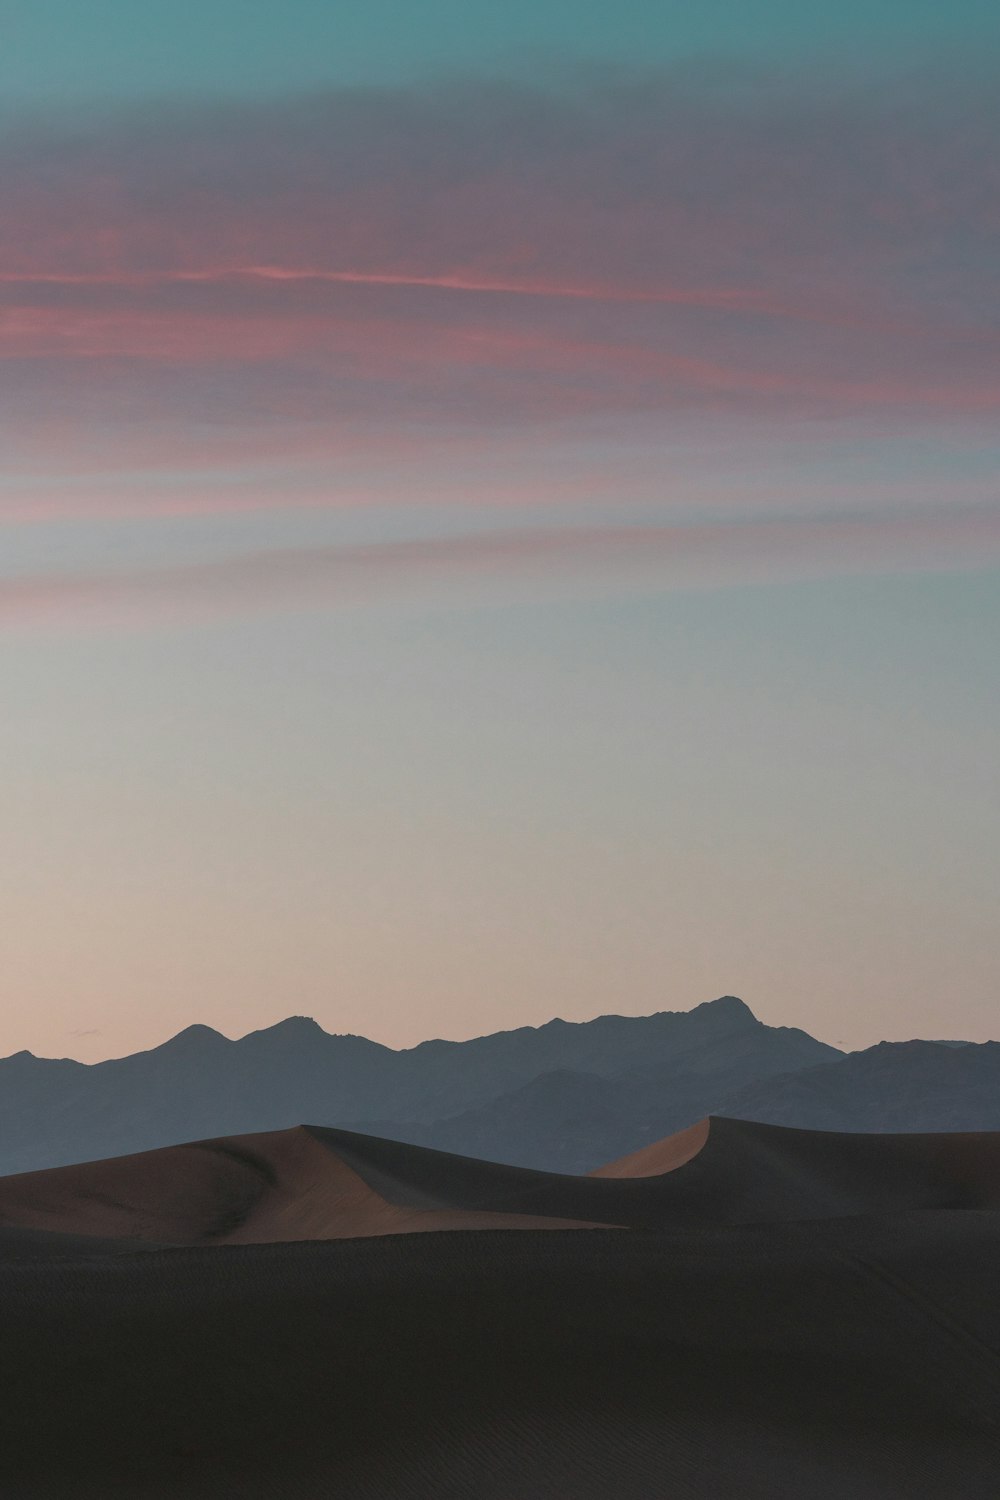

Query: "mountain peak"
<box><xmin>697</xmin><ymin>996</ymin><xmax>757</xmax><ymax>1023</ymax></box>
<box><xmin>265</xmin><ymin>1016</ymin><xmax>325</xmax><ymax>1036</ymax></box>
<box><xmin>241</xmin><ymin>1016</ymin><xmax>326</xmax><ymax>1044</ymax></box>
<box><xmin>157</xmin><ymin>1023</ymin><xmax>228</xmax><ymax>1051</ymax></box>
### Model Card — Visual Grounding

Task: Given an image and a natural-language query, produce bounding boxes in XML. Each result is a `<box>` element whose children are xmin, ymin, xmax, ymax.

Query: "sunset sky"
<box><xmin>2</xmin><ymin>1</ymin><xmax>998</xmax><ymax>1060</ymax></box>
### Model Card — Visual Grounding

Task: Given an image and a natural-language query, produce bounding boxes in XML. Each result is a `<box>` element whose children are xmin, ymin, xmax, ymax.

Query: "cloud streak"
<box><xmin>4</xmin><ymin>509</ymin><xmax>999</xmax><ymax>630</ymax></box>
<box><xmin>1</xmin><ymin>64</ymin><xmax>996</xmax><ymax>542</ymax></box>
<box><xmin>3</xmin><ymin>71</ymin><xmax>995</xmax><ymax>293</ymax></box>
<box><xmin>0</xmin><ymin>265</ymin><xmax>875</xmax><ymax>328</ymax></box>
<box><xmin>1</xmin><ymin>68</ymin><xmax>997</xmax><ymax>438</ymax></box>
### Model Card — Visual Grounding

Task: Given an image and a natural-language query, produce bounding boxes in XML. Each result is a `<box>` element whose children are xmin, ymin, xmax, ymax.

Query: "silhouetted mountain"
<box><xmin>0</xmin><ymin>997</ymin><xmax>838</xmax><ymax>1175</ymax></box>
<box><xmin>353</xmin><ymin>1015</ymin><xmax>843</xmax><ymax>1172</ymax></box>
<box><xmin>11</xmin><ymin>1000</ymin><xmax>998</xmax><ymax>1178</ymax></box>
<box><xmin>722</xmin><ymin>1039</ymin><xmax>1000</xmax><ymax>1132</ymax></box>
<box><xmin>355</xmin><ymin>1070</ymin><xmax>631</xmax><ymax>1173</ymax></box>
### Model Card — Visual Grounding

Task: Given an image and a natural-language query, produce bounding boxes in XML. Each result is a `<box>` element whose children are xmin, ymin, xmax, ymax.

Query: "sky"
<box><xmin>1</xmin><ymin>2</ymin><xmax>998</xmax><ymax>1061</ymax></box>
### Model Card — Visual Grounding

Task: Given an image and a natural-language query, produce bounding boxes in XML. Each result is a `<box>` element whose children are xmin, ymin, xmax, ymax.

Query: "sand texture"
<box><xmin>1</xmin><ymin>1117</ymin><xmax>999</xmax><ymax>1495</ymax></box>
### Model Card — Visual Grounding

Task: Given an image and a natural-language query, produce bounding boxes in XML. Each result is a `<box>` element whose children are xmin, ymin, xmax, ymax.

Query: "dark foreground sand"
<box><xmin>1</xmin><ymin>1119</ymin><xmax>999</xmax><ymax>1496</ymax></box>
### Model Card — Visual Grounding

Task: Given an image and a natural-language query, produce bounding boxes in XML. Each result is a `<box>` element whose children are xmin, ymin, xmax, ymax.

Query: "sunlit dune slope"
<box><xmin>590</xmin><ymin>1118</ymin><xmax>711</xmax><ymax>1177</ymax></box>
<box><xmin>0</xmin><ymin>1126</ymin><xmax>609</xmax><ymax>1246</ymax></box>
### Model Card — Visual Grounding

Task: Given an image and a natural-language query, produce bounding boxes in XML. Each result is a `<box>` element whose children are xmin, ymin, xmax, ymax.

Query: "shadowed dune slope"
<box><xmin>591</xmin><ymin>1116</ymin><xmax>1000</xmax><ymax>1216</ymax></box>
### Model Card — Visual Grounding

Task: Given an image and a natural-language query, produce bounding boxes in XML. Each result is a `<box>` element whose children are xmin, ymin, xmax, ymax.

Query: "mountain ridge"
<box><xmin>3</xmin><ymin>997</ymin><xmax>997</xmax><ymax>1179</ymax></box>
<box><xmin>14</xmin><ymin>994</ymin><xmax>758</xmax><ymax>1069</ymax></box>
<box><xmin>0</xmin><ymin>996</ymin><xmax>836</xmax><ymax>1176</ymax></box>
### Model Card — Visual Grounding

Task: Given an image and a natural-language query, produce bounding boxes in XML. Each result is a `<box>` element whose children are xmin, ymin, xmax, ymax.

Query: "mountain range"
<box><xmin>3</xmin><ymin>995</ymin><xmax>997</xmax><ymax>1176</ymax></box>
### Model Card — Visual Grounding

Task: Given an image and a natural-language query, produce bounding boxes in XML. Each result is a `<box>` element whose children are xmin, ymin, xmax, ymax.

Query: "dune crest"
<box><xmin>0</xmin><ymin>1126</ymin><xmax>610</xmax><ymax>1246</ymax></box>
<box><xmin>589</xmin><ymin>1118</ymin><xmax>711</xmax><ymax>1178</ymax></box>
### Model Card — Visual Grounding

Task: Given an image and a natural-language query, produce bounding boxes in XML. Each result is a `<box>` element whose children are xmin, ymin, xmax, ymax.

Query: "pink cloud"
<box><xmin>4</xmin><ymin>292</ymin><xmax>997</xmax><ymax>425</ymax></box>
<box><xmin>2</xmin><ymin>74</ymin><xmax>994</xmax><ymax>303</ymax></box>
<box><xmin>1</xmin><ymin>67</ymin><xmax>996</xmax><ymax>539</ymax></box>
<box><xmin>0</xmin><ymin>69</ymin><xmax>996</xmax><ymax>434</ymax></box>
<box><xmin>0</xmin><ymin>265</ymin><xmax>877</xmax><ymax>328</ymax></box>
<box><xmin>3</xmin><ymin>509</ymin><xmax>999</xmax><ymax>631</ymax></box>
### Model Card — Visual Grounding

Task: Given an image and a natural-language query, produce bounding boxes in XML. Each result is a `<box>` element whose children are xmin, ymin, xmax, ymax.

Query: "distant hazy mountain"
<box><xmin>721</xmin><ymin>1040</ymin><xmax>1000</xmax><ymax>1133</ymax></box>
<box><xmin>350</xmin><ymin>1006</ymin><xmax>842</xmax><ymax>1172</ymax></box>
<box><xmin>0</xmin><ymin>996</ymin><xmax>838</xmax><ymax>1176</ymax></box>
<box><xmin>407</xmin><ymin>1036</ymin><xmax>1000</xmax><ymax>1172</ymax></box>
<box><xmin>5</xmin><ymin>1000</ymin><xmax>996</xmax><ymax>1178</ymax></box>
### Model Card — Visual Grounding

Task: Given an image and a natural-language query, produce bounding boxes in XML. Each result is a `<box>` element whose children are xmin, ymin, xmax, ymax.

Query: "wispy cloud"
<box><xmin>1</xmin><ymin>67</ymin><xmax>997</xmax><ymax>442</ymax></box>
<box><xmin>4</xmin><ymin>509</ymin><xmax>998</xmax><ymax>630</ymax></box>
<box><xmin>1</xmin><ymin>64</ymin><xmax>996</xmax><ymax>550</ymax></box>
<box><xmin>3</xmin><ymin>71</ymin><xmax>995</xmax><ymax>299</ymax></box>
<box><xmin>0</xmin><ymin>265</ymin><xmax>834</xmax><ymax>321</ymax></box>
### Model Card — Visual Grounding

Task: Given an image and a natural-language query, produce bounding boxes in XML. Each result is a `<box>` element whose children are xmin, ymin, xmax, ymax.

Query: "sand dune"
<box><xmin>0</xmin><ymin>1125</ymin><xmax>609</xmax><ymax>1247</ymax></box>
<box><xmin>2</xmin><ymin>1118</ymin><xmax>1000</xmax><ymax>1495</ymax></box>
<box><xmin>3</xmin><ymin>1115</ymin><xmax>1000</xmax><ymax>1253</ymax></box>
<box><xmin>595</xmin><ymin>1114</ymin><xmax>1000</xmax><ymax>1216</ymax></box>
